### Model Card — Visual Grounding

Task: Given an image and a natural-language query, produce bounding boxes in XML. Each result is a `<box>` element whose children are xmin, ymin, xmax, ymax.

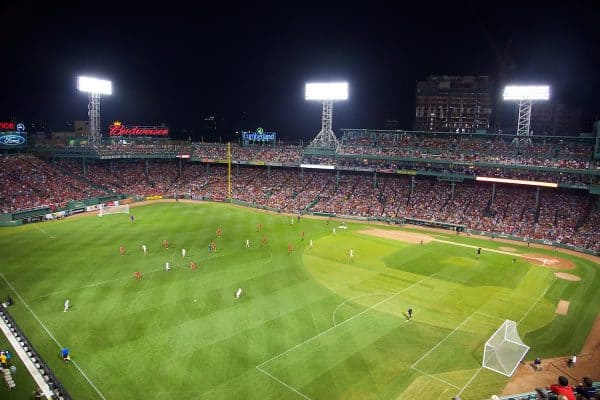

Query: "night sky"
<box><xmin>1</xmin><ymin>3</ymin><xmax>599</xmax><ymax>140</ymax></box>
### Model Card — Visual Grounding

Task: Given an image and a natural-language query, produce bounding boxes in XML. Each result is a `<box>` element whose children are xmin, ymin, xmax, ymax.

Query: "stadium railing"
<box><xmin>496</xmin><ymin>380</ymin><xmax>600</xmax><ymax>399</ymax></box>
<box><xmin>0</xmin><ymin>308</ymin><xmax>71</xmax><ymax>399</ymax></box>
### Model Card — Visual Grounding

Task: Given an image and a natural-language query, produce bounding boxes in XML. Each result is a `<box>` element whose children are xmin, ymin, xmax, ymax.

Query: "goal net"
<box><xmin>98</xmin><ymin>204</ymin><xmax>129</xmax><ymax>217</ymax></box>
<box><xmin>482</xmin><ymin>320</ymin><xmax>530</xmax><ymax>377</ymax></box>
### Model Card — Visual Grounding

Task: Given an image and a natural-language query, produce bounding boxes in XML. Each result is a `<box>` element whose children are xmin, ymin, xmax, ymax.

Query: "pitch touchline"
<box><xmin>0</xmin><ymin>272</ymin><xmax>106</xmax><ymax>400</ymax></box>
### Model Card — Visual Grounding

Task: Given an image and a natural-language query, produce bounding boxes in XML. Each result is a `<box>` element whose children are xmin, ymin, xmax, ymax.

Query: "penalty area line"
<box><xmin>256</xmin><ymin>365</ymin><xmax>311</xmax><ymax>400</ymax></box>
<box><xmin>258</xmin><ymin>276</ymin><xmax>428</xmax><ymax>369</ymax></box>
<box><xmin>454</xmin><ymin>367</ymin><xmax>483</xmax><ymax>398</ymax></box>
<box><xmin>411</xmin><ymin>366</ymin><xmax>460</xmax><ymax>390</ymax></box>
<box><xmin>411</xmin><ymin>312</ymin><xmax>476</xmax><ymax>369</ymax></box>
<box><xmin>518</xmin><ymin>275</ymin><xmax>557</xmax><ymax>326</ymax></box>
<box><xmin>255</xmin><ymin>277</ymin><xmax>430</xmax><ymax>398</ymax></box>
<box><xmin>0</xmin><ymin>272</ymin><xmax>106</xmax><ymax>400</ymax></box>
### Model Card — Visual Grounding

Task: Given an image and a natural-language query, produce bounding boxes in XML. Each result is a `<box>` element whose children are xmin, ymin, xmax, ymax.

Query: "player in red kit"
<box><xmin>134</xmin><ymin>271</ymin><xmax>142</xmax><ymax>280</ymax></box>
<box><xmin>287</xmin><ymin>243</ymin><xmax>293</xmax><ymax>255</ymax></box>
<box><xmin>190</xmin><ymin>261</ymin><xmax>197</xmax><ymax>271</ymax></box>
<box><xmin>119</xmin><ymin>245</ymin><xmax>125</xmax><ymax>256</ymax></box>
<box><xmin>300</xmin><ymin>231</ymin><xmax>305</xmax><ymax>240</ymax></box>
<box><xmin>217</xmin><ymin>227</ymin><xmax>222</xmax><ymax>238</ymax></box>
<box><xmin>163</xmin><ymin>239</ymin><xmax>169</xmax><ymax>249</ymax></box>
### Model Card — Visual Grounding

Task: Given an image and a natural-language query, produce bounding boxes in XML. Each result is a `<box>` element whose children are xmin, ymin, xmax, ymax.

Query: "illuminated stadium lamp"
<box><xmin>78</xmin><ymin>76</ymin><xmax>112</xmax><ymax>146</ymax></box>
<box><xmin>476</xmin><ymin>176</ymin><xmax>557</xmax><ymax>188</ymax></box>
<box><xmin>305</xmin><ymin>82</ymin><xmax>348</xmax><ymax>101</ymax></box>
<box><xmin>502</xmin><ymin>85</ymin><xmax>549</xmax><ymax>146</ymax></box>
<box><xmin>305</xmin><ymin>81</ymin><xmax>348</xmax><ymax>149</ymax></box>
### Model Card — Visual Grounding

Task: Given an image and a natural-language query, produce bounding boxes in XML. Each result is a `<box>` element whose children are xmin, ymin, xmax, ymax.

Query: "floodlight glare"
<box><xmin>305</xmin><ymin>82</ymin><xmax>348</xmax><ymax>101</ymax></box>
<box><xmin>77</xmin><ymin>76</ymin><xmax>112</xmax><ymax>95</ymax></box>
<box><xmin>503</xmin><ymin>85</ymin><xmax>549</xmax><ymax>101</ymax></box>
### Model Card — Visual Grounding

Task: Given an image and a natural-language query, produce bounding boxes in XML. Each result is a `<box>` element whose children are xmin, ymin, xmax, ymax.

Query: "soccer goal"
<box><xmin>482</xmin><ymin>320</ymin><xmax>530</xmax><ymax>377</ymax></box>
<box><xmin>98</xmin><ymin>203</ymin><xmax>129</xmax><ymax>217</ymax></box>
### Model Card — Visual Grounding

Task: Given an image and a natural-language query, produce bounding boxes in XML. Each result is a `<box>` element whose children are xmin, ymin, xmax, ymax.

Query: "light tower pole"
<box><xmin>503</xmin><ymin>85</ymin><xmax>549</xmax><ymax>147</ymax></box>
<box><xmin>78</xmin><ymin>76</ymin><xmax>112</xmax><ymax>147</ymax></box>
<box><xmin>305</xmin><ymin>82</ymin><xmax>348</xmax><ymax>149</ymax></box>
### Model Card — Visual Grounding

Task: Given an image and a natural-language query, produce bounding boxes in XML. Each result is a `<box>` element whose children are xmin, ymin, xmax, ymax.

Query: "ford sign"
<box><xmin>0</xmin><ymin>134</ymin><xmax>26</xmax><ymax>146</ymax></box>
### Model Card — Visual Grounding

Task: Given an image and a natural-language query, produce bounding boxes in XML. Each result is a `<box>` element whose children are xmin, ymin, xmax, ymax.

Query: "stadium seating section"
<box><xmin>2</xmin><ymin>131</ymin><xmax>599</xmax><ymax>253</ymax></box>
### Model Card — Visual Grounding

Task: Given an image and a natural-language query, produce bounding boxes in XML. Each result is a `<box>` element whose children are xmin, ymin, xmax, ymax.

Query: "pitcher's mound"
<box><xmin>554</xmin><ymin>272</ymin><xmax>581</xmax><ymax>282</ymax></box>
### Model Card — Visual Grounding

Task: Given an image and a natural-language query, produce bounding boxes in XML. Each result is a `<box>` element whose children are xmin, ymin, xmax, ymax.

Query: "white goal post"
<box><xmin>98</xmin><ymin>203</ymin><xmax>129</xmax><ymax>217</ymax></box>
<box><xmin>482</xmin><ymin>320</ymin><xmax>530</xmax><ymax>377</ymax></box>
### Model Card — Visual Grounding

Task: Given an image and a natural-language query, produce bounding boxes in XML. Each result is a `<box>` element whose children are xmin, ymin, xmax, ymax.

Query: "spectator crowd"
<box><xmin>1</xmin><ymin>134</ymin><xmax>599</xmax><ymax>253</ymax></box>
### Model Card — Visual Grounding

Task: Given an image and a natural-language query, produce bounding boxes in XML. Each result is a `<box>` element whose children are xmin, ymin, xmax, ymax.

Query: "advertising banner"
<box><xmin>109</xmin><ymin>122</ymin><xmax>169</xmax><ymax>137</ymax></box>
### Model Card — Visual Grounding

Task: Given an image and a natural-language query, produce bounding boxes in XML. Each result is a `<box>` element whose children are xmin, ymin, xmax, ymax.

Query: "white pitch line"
<box><xmin>453</xmin><ymin>277</ymin><xmax>557</xmax><ymax>398</ymax></box>
<box><xmin>261</xmin><ymin>251</ymin><xmax>273</xmax><ymax>265</ymax></box>
<box><xmin>411</xmin><ymin>366</ymin><xmax>460</xmax><ymax>390</ymax></box>
<box><xmin>518</xmin><ymin>276</ymin><xmax>557</xmax><ymax>325</ymax></box>
<box><xmin>474</xmin><ymin>311</ymin><xmax>505</xmax><ymax>322</ymax></box>
<box><xmin>28</xmin><ymin>252</ymin><xmax>233</xmax><ymax>302</ymax></box>
<box><xmin>257</xmin><ymin>276</ymin><xmax>428</xmax><ymax>368</ymax></box>
<box><xmin>33</xmin><ymin>224</ymin><xmax>56</xmax><ymax>238</ymax></box>
<box><xmin>28</xmin><ymin>266</ymin><xmax>169</xmax><ymax>301</ymax></box>
<box><xmin>332</xmin><ymin>292</ymin><xmax>392</xmax><ymax>326</ymax></box>
<box><xmin>0</xmin><ymin>272</ymin><xmax>106</xmax><ymax>400</ymax></box>
<box><xmin>256</xmin><ymin>365</ymin><xmax>311</xmax><ymax>400</ymax></box>
<box><xmin>454</xmin><ymin>366</ymin><xmax>483</xmax><ymax>398</ymax></box>
<box><xmin>411</xmin><ymin>312</ymin><xmax>476</xmax><ymax>369</ymax></box>
<box><xmin>433</xmin><ymin>239</ymin><xmax>520</xmax><ymax>257</ymax></box>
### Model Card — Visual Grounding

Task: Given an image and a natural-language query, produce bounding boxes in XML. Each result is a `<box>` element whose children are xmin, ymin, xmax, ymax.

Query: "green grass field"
<box><xmin>0</xmin><ymin>201</ymin><xmax>598</xmax><ymax>399</ymax></box>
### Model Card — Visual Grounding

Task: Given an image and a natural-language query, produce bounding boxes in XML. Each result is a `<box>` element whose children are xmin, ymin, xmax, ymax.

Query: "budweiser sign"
<box><xmin>109</xmin><ymin>124</ymin><xmax>169</xmax><ymax>136</ymax></box>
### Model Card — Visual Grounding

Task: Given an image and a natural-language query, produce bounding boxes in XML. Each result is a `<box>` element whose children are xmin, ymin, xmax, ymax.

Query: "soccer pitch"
<box><xmin>0</xmin><ymin>201</ymin><xmax>598</xmax><ymax>399</ymax></box>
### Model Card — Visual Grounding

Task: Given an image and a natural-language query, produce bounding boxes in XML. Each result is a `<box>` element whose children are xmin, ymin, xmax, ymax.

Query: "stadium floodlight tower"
<box><xmin>305</xmin><ymin>81</ymin><xmax>348</xmax><ymax>149</ymax></box>
<box><xmin>503</xmin><ymin>85</ymin><xmax>549</xmax><ymax>146</ymax></box>
<box><xmin>77</xmin><ymin>76</ymin><xmax>112</xmax><ymax>147</ymax></box>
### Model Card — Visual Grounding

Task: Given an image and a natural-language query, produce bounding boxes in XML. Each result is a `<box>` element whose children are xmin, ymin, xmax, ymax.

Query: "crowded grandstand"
<box><xmin>2</xmin><ymin>127</ymin><xmax>599</xmax><ymax>254</ymax></box>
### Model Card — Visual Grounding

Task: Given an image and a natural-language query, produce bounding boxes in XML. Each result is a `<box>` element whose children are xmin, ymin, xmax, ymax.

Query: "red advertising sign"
<box><xmin>0</xmin><ymin>122</ymin><xmax>15</xmax><ymax>131</ymax></box>
<box><xmin>109</xmin><ymin>123</ymin><xmax>169</xmax><ymax>136</ymax></box>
